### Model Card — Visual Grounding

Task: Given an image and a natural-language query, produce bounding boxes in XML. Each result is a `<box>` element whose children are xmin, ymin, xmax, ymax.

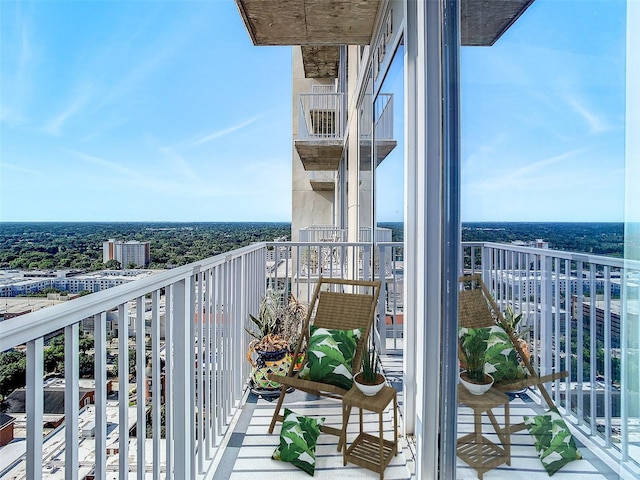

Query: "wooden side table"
<box><xmin>457</xmin><ymin>384</ymin><xmax>511</xmax><ymax>480</ymax></box>
<box><xmin>341</xmin><ymin>385</ymin><xmax>398</xmax><ymax>480</ymax></box>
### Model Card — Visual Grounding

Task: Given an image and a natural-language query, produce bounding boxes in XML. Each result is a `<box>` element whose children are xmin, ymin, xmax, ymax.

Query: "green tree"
<box><xmin>0</xmin><ymin>350</ymin><xmax>27</xmax><ymax>398</ymax></box>
<box><xmin>105</xmin><ymin>259</ymin><xmax>121</xmax><ymax>270</ymax></box>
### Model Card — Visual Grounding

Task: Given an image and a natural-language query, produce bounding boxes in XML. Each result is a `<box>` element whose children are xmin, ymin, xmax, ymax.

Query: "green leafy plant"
<box><xmin>504</xmin><ymin>305</ymin><xmax>532</xmax><ymax>340</ymax></box>
<box><xmin>459</xmin><ymin>328</ymin><xmax>490</xmax><ymax>383</ymax></box>
<box><xmin>360</xmin><ymin>348</ymin><xmax>380</xmax><ymax>384</ymax></box>
<box><xmin>246</xmin><ymin>290</ymin><xmax>306</xmax><ymax>354</ymax></box>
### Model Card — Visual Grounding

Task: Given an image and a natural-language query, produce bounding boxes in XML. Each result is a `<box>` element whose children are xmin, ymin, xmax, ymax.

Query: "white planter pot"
<box><xmin>354</xmin><ymin>372</ymin><xmax>385</xmax><ymax>396</ymax></box>
<box><xmin>459</xmin><ymin>371</ymin><xmax>494</xmax><ymax>396</ymax></box>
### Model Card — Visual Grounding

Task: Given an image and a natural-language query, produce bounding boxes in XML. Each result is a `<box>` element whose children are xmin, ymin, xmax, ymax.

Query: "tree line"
<box><xmin>0</xmin><ymin>222</ymin><xmax>291</xmax><ymax>271</ymax></box>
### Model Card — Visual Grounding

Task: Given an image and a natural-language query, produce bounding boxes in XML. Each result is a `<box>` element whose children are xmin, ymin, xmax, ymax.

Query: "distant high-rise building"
<box><xmin>103</xmin><ymin>239</ymin><xmax>150</xmax><ymax>268</ymax></box>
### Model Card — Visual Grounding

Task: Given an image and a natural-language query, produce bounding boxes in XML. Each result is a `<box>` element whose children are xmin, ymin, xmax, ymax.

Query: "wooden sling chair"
<box><xmin>459</xmin><ymin>274</ymin><xmax>568</xmax><ymax>433</ymax></box>
<box><xmin>267</xmin><ymin>276</ymin><xmax>382</xmax><ymax>444</ymax></box>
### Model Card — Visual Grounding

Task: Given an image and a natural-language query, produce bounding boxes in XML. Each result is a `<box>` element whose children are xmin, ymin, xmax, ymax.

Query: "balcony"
<box><xmin>1</xmin><ymin>241</ymin><xmax>639</xmax><ymax>479</ymax></box>
<box><xmin>360</xmin><ymin>93</ymin><xmax>398</xmax><ymax>170</ymax></box>
<box><xmin>295</xmin><ymin>92</ymin><xmax>345</xmax><ymax>171</ymax></box>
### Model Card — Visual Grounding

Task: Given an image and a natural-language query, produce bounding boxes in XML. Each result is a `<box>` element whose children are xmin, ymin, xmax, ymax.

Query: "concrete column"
<box><xmin>291</xmin><ymin>47</ymin><xmax>335</xmax><ymax>241</ymax></box>
<box><xmin>347</xmin><ymin>45</ymin><xmax>361</xmax><ymax>244</ymax></box>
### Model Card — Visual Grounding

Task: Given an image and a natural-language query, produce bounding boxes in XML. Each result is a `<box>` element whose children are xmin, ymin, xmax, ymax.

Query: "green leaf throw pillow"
<box><xmin>524</xmin><ymin>409</ymin><xmax>581</xmax><ymax>476</ymax></box>
<box><xmin>298</xmin><ymin>326</ymin><xmax>363</xmax><ymax>390</ymax></box>
<box><xmin>272</xmin><ymin>408</ymin><xmax>325</xmax><ymax>476</ymax></box>
<box><xmin>459</xmin><ymin>325</ymin><xmax>527</xmax><ymax>383</ymax></box>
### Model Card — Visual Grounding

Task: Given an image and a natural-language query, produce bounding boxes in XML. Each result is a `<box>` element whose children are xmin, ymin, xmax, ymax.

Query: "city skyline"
<box><xmin>0</xmin><ymin>0</ymin><xmax>629</xmax><ymax>223</ymax></box>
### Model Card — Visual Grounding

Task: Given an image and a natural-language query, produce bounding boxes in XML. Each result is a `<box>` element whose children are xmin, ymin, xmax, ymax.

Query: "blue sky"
<box><xmin>0</xmin><ymin>0</ymin><xmax>629</xmax><ymax>222</ymax></box>
<box><xmin>1</xmin><ymin>0</ymin><xmax>292</xmax><ymax>222</ymax></box>
<box><xmin>461</xmin><ymin>0</ymin><xmax>627</xmax><ymax>222</ymax></box>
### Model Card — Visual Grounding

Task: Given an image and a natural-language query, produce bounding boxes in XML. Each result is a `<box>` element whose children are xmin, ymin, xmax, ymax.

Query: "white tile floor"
<box><xmin>215</xmin><ymin>338</ymin><xmax>626</xmax><ymax>480</ymax></box>
<box><xmin>226</xmin><ymin>393</ymin><xmax>412</xmax><ymax>479</ymax></box>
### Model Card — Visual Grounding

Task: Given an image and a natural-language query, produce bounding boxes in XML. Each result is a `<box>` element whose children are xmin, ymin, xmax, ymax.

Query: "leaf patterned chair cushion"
<box><xmin>272</xmin><ymin>408</ymin><xmax>325</xmax><ymax>476</ymax></box>
<box><xmin>459</xmin><ymin>325</ymin><xmax>527</xmax><ymax>383</ymax></box>
<box><xmin>298</xmin><ymin>326</ymin><xmax>363</xmax><ymax>390</ymax></box>
<box><xmin>524</xmin><ymin>408</ymin><xmax>581</xmax><ymax>476</ymax></box>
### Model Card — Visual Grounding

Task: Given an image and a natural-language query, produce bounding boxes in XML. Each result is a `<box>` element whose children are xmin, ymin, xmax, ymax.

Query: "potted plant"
<box><xmin>459</xmin><ymin>328</ymin><xmax>494</xmax><ymax>395</ymax></box>
<box><xmin>504</xmin><ymin>305</ymin><xmax>531</xmax><ymax>364</ymax></box>
<box><xmin>246</xmin><ymin>290</ymin><xmax>306</xmax><ymax>395</ymax></box>
<box><xmin>354</xmin><ymin>348</ymin><xmax>385</xmax><ymax>396</ymax></box>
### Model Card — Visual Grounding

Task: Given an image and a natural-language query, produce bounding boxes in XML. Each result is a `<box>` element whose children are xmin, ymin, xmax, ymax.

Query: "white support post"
<box><xmin>94</xmin><ymin>312</ymin><xmax>107</xmax><ymax>480</ymax></box>
<box><xmin>540</xmin><ymin>254</ymin><xmax>553</xmax><ymax>381</ymax></box>
<box><xmin>165</xmin><ymin>285</ymin><xmax>174</xmax><ymax>478</ymax></box>
<box><xmin>409</xmin><ymin>1</ymin><xmax>461</xmax><ymax>479</ymax></box>
<box><xmin>136</xmin><ymin>296</ymin><xmax>146</xmax><ymax>480</ymax></box>
<box><xmin>118</xmin><ymin>303</ymin><xmax>130</xmax><ymax>479</ymax></box>
<box><xmin>173</xmin><ymin>279</ymin><xmax>193</xmax><ymax>480</ymax></box>
<box><xmin>26</xmin><ymin>337</ymin><xmax>44</xmax><ymax>480</ymax></box>
<box><xmin>403</xmin><ymin>0</ymin><xmax>418</xmax><ymax>437</ymax></box>
<box><xmin>151</xmin><ymin>290</ymin><xmax>161</xmax><ymax>479</ymax></box>
<box><xmin>65</xmin><ymin>323</ymin><xmax>80</xmax><ymax>480</ymax></box>
<box><xmin>204</xmin><ymin>268</ymin><xmax>213</xmax><ymax>457</ymax></box>
<box><xmin>197</xmin><ymin>270</ymin><xmax>205</xmax><ymax>475</ymax></box>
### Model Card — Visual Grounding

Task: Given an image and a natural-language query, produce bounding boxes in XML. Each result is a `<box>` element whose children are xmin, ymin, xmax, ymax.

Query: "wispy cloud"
<box><xmin>158</xmin><ymin>146</ymin><xmax>199</xmax><ymax>182</ymax></box>
<box><xmin>16</xmin><ymin>12</ymin><xmax>31</xmax><ymax>96</ymax></box>
<box><xmin>563</xmin><ymin>93</ymin><xmax>610</xmax><ymax>134</ymax></box>
<box><xmin>0</xmin><ymin>162</ymin><xmax>42</xmax><ymax>176</ymax></box>
<box><xmin>68</xmin><ymin>149</ymin><xmax>204</xmax><ymax>195</ymax></box>
<box><xmin>43</xmin><ymin>89</ymin><xmax>92</xmax><ymax>135</ymax></box>
<box><xmin>187</xmin><ymin>115</ymin><xmax>264</xmax><ymax>147</ymax></box>
<box><xmin>470</xmin><ymin>148</ymin><xmax>586</xmax><ymax>192</ymax></box>
<box><xmin>69</xmin><ymin>150</ymin><xmax>142</xmax><ymax>179</ymax></box>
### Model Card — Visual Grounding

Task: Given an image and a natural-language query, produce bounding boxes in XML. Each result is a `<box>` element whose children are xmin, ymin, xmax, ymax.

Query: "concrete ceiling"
<box><xmin>301</xmin><ymin>46</ymin><xmax>340</xmax><ymax>78</ymax></box>
<box><xmin>461</xmin><ymin>0</ymin><xmax>535</xmax><ymax>46</ymax></box>
<box><xmin>234</xmin><ymin>0</ymin><xmax>379</xmax><ymax>46</ymax></box>
<box><xmin>295</xmin><ymin>140</ymin><xmax>343</xmax><ymax>171</ymax></box>
<box><xmin>235</xmin><ymin>0</ymin><xmax>535</xmax><ymax>50</ymax></box>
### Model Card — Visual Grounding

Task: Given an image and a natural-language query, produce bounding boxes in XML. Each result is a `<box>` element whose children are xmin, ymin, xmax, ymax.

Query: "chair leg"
<box><xmin>269</xmin><ymin>384</ymin><xmax>288</xmax><ymax>433</ymax></box>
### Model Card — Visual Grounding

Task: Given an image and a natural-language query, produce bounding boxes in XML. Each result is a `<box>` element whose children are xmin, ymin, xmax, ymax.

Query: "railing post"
<box><xmin>118</xmin><ymin>303</ymin><xmax>130</xmax><ymax>479</ymax></box>
<box><xmin>481</xmin><ymin>244</ymin><xmax>491</xmax><ymax>285</ymax></box>
<box><xmin>165</xmin><ymin>284</ymin><xmax>174</xmax><ymax>478</ymax></box>
<box><xmin>135</xmin><ymin>296</ymin><xmax>146</xmax><ymax>480</ymax></box>
<box><xmin>151</xmin><ymin>289</ymin><xmax>161</xmax><ymax>479</ymax></box>
<box><xmin>64</xmin><ymin>323</ymin><xmax>79</xmax><ymax>480</ymax></box>
<box><xmin>94</xmin><ymin>312</ymin><xmax>107</xmax><ymax>480</ymax></box>
<box><xmin>540</xmin><ymin>254</ymin><xmax>553</xmax><ymax>390</ymax></box>
<box><xmin>377</xmin><ymin>244</ymin><xmax>387</xmax><ymax>354</ymax></box>
<box><xmin>26</xmin><ymin>337</ymin><xmax>43</xmax><ymax>480</ymax></box>
<box><xmin>173</xmin><ymin>278</ymin><xmax>194</xmax><ymax>480</ymax></box>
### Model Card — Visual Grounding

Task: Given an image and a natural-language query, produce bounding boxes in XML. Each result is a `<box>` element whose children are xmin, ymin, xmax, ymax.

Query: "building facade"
<box><xmin>102</xmin><ymin>239</ymin><xmax>150</xmax><ymax>268</ymax></box>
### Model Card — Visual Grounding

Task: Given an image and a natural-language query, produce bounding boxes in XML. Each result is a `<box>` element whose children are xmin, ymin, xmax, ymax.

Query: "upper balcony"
<box><xmin>295</xmin><ymin>89</ymin><xmax>345</xmax><ymax>171</ymax></box>
<box><xmin>295</xmin><ymin>90</ymin><xmax>397</xmax><ymax>173</ymax></box>
<box><xmin>1</xmin><ymin>240</ymin><xmax>639</xmax><ymax>479</ymax></box>
<box><xmin>360</xmin><ymin>93</ymin><xmax>397</xmax><ymax>170</ymax></box>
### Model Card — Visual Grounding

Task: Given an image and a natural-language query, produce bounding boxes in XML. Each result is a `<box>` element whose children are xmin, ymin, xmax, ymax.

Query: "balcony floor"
<box><xmin>212</xmin><ymin>336</ymin><xmax>627</xmax><ymax>479</ymax></box>
<box><xmin>380</xmin><ymin>339</ymin><xmax>627</xmax><ymax>480</ymax></box>
<box><xmin>214</xmin><ymin>388</ymin><xmax>413</xmax><ymax>479</ymax></box>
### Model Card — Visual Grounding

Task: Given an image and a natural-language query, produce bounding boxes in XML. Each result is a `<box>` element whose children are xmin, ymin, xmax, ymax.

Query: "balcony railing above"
<box><xmin>295</xmin><ymin>92</ymin><xmax>345</xmax><ymax>171</ymax></box>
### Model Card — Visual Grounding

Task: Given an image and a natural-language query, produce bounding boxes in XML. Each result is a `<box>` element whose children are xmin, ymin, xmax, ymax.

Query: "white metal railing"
<box><xmin>4</xmin><ymin>239</ymin><xmax>638</xmax><ymax>477</ymax></box>
<box><xmin>374</xmin><ymin>93</ymin><xmax>394</xmax><ymax>140</ymax></box>
<box><xmin>298</xmin><ymin>225</ymin><xmax>346</xmax><ymax>242</ymax></box>
<box><xmin>297</xmin><ymin>93</ymin><xmax>344</xmax><ymax>140</ymax></box>
<box><xmin>463</xmin><ymin>241</ymin><xmax>640</xmax><ymax>474</ymax></box>
<box><xmin>297</xmin><ymin>226</ymin><xmax>393</xmax><ymax>243</ymax></box>
<box><xmin>264</xmin><ymin>241</ymin><xmax>404</xmax><ymax>353</ymax></box>
<box><xmin>359</xmin><ymin>93</ymin><xmax>394</xmax><ymax>141</ymax></box>
<box><xmin>0</xmin><ymin>243</ymin><xmax>266</xmax><ymax>480</ymax></box>
<box><xmin>0</xmin><ymin>241</ymin><xmax>404</xmax><ymax>479</ymax></box>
